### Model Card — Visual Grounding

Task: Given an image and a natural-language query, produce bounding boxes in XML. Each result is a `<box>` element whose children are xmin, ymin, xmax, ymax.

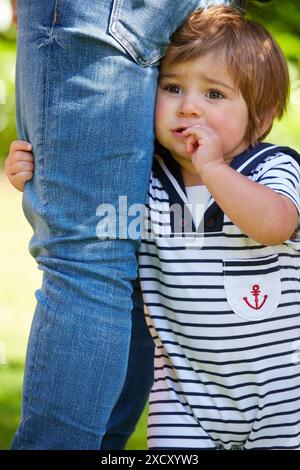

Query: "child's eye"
<box><xmin>206</xmin><ymin>90</ymin><xmax>225</xmax><ymax>99</ymax></box>
<box><xmin>164</xmin><ymin>84</ymin><xmax>183</xmax><ymax>94</ymax></box>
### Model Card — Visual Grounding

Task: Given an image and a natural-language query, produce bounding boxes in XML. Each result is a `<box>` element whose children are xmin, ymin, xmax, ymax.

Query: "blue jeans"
<box><xmin>101</xmin><ymin>279</ymin><xmax>154</xmax><ymax>450</ymax></box>
<box><xmin>12</xmin><ymin>0</ymin><xmax>208</xmax><ymax>450</ymax></box>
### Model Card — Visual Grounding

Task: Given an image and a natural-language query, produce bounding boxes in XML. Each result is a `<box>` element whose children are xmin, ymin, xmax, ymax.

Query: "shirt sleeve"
<box><xmin>250</xmin><ymin>152</ymin><xmax>300</xmax><ymax>214</ymax></box>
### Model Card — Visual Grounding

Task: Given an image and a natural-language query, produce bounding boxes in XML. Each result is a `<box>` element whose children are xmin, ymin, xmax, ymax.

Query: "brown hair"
<box><xmin>163</xmin><ymin>6</ymin><xmax>290</xmax><ymax>144</ymax></box>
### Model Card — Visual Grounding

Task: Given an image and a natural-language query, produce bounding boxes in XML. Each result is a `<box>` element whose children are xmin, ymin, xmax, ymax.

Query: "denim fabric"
<box><xmin>101</xmin><ymin>278</ymin><xmax>154</xmax><ymax>450</ymax></box>
<box><xmin>12</xmin><ymin>0</ymin><xmax>241</xmax><ymax>450</ymax></box>
<box><xmin>109</xmin><ymin>0</ymin><xmax>228</xmax><ymax>66</ymax></box>
<box><xmin>12</xmin><ymin>0</ymin><xmax>158</xmax><ymax>450</ymax></box>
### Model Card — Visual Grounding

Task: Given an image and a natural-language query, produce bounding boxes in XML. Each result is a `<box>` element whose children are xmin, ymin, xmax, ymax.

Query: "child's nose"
<box><xmin>178</xmin><ymin>96</ymin><xmax>203</xmax><ymax>117</ymax></box>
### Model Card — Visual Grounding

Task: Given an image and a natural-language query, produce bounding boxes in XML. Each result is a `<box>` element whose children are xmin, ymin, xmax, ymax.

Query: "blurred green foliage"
<box><xmin>0</xmin><ymin>0</ymin><xmax>300</xmax><ymax>165</ymax></box>
<box><xmin>0</xmin><ymin>38</ymin><xmax>16</xmax><ymax>164</ymax></box>
<box><xmin>248</xmin><ymin>0</ymin><xmax>300</xmax><ymax>65</ymax></box>
<box><xmin>0</xmin><ymin>362</ymin><xmax>23</xmax><ymax>449</ymax></box>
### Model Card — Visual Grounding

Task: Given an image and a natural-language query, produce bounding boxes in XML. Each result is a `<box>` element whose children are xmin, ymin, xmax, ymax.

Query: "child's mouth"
<box><xmin>172</xmin><ymin>127</ymin><xmax>188</xmax><ymax>138</ymax></box>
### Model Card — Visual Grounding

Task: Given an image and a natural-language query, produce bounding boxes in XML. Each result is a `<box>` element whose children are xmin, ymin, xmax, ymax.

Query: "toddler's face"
<box><xmin>155</xmin><ymin>51</ymin><xmax>250</xmax><ymax>166</ymax></box>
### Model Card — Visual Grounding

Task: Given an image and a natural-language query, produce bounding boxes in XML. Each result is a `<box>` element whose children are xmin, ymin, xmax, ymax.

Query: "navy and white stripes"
<box><xmin>139</xmin><ymin>145</ymin><xmax>300</xmax><ymax>450</ymax></box>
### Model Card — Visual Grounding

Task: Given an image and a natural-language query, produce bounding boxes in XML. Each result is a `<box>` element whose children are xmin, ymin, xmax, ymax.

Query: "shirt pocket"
<box><xmin>223</xmin><ymin>254</ymin><xmax>281</xmax><ymax>321</ymax></box>
<box><xmin>108</xmin><ymin>0</ymin><xmax>202</xmax><ymax>66</ymax></box>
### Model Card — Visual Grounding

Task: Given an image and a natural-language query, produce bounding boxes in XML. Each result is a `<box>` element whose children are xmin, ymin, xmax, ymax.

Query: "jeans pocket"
<box><xmin>108</xmin><ymin>0</ymin><xmax>201</xmax><ymax>66</ymax></box>
<box><xmin>223</xmin><ymin>253</ymin><xmax>281</xmax><ymax>321</ymax></box>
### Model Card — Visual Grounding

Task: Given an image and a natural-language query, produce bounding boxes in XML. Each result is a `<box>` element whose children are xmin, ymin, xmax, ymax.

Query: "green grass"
<box><xmin>0</xmin><ymin>362</ymin><xmax>23</xmax><ymax>449</ymax></box>
<box><xmin>126</xmin><ymin>406</ymin><xmax>148</xmax><ymax>450</ymax></box>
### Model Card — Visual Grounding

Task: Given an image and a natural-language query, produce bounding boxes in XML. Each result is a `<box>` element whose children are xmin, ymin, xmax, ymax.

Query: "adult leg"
<box><xmin>11</xmin><ymin>0</ymin><xmax>220</xmax><ymax>450</ymax></box>
<box><xmin>11</xmin><ymin>1</ymin><xmax>157</xmax><ymax>449</ymax></box>
<box><xmin>101</xmin><ymin>279</ymin><xmax>154</xmax><ymax>450</ymax></box>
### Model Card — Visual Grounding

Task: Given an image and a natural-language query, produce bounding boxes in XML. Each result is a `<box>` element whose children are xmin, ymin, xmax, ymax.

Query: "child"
<box><xmin>6</xmin><ymin>6</ymin><xmax>300</xmax><ymax>450</ymax></box>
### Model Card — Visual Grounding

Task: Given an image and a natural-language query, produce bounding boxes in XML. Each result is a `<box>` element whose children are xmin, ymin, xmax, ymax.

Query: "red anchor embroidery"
<box><xmin>243</xmin><ymin>284</ymin><xmax>268</xmax><ymax>310</ymax></box>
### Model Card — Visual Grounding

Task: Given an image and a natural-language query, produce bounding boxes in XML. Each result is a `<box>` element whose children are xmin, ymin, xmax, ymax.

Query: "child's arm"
<box><xmin>5</xmin><ymin>140</ymin><xmax>34</xmax><ymax>192</ymax></box>
<box><xmin>183</xmin><ymin>125</ymin><xmax>298</xmax><ymax>246</ymax></box>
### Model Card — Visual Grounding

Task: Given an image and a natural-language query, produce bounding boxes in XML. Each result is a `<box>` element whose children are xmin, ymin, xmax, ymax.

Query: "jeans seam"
<box><xmin>39</xmin><ymin>1</ymin><xmax>60</xmax><ymax>211</ymax></box>
<box><xmin>21</xmin><ymin>277</ymin><xmax>62</xmax><ymax>421</ymax></box>
<box><xmin>21</xmin><ymin>302</ymin><xmax>46</xmax><ymax>422</ymax></box>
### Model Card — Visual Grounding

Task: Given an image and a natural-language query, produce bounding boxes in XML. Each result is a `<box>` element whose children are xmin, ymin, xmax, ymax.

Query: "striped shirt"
<box><xmin>139</xmin><ymin>143</ymin><xmax>300</xmax><ymax>450</ymax></box>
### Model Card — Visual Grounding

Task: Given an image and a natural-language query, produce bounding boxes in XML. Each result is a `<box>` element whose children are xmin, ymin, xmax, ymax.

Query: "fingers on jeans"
<box><xmin>5</xmin><ymin>155</ymin><xmax>34</xmax><ymax>192</ymax></box>
<box><xmin>10</xmin><ymin>140</ymin><xmax>32</xmax><ymax>152</ymax></box>
<box><xmin>5</xmin><ymin>149</ymin><xmax>34</xmax><ymax>176</ymax></box>
<box><xmin>7</xmin><ymin>170</ymin><xmax>33</xmax><ymax>192</ymax></box>
<box><xmin>13</xmin><ymin>151</ymin><xmax>34</xmax><ymax>162</ymax></box>
<box><xmin>9</xmin><ymin>160</ymin><xmax>34</xmax><ymax>176</ymax></box>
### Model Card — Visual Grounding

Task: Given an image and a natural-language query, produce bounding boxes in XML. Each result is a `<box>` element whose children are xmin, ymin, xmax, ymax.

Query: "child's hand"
<box><xmin>182</xmin><ymin>123</ymin><xmax>225</xmax><ymax>177</ymax></box>
<box><xmin>5</xmin><ymin>140</ymin><xmax>34</xmax><ymax>192</ymax></box>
